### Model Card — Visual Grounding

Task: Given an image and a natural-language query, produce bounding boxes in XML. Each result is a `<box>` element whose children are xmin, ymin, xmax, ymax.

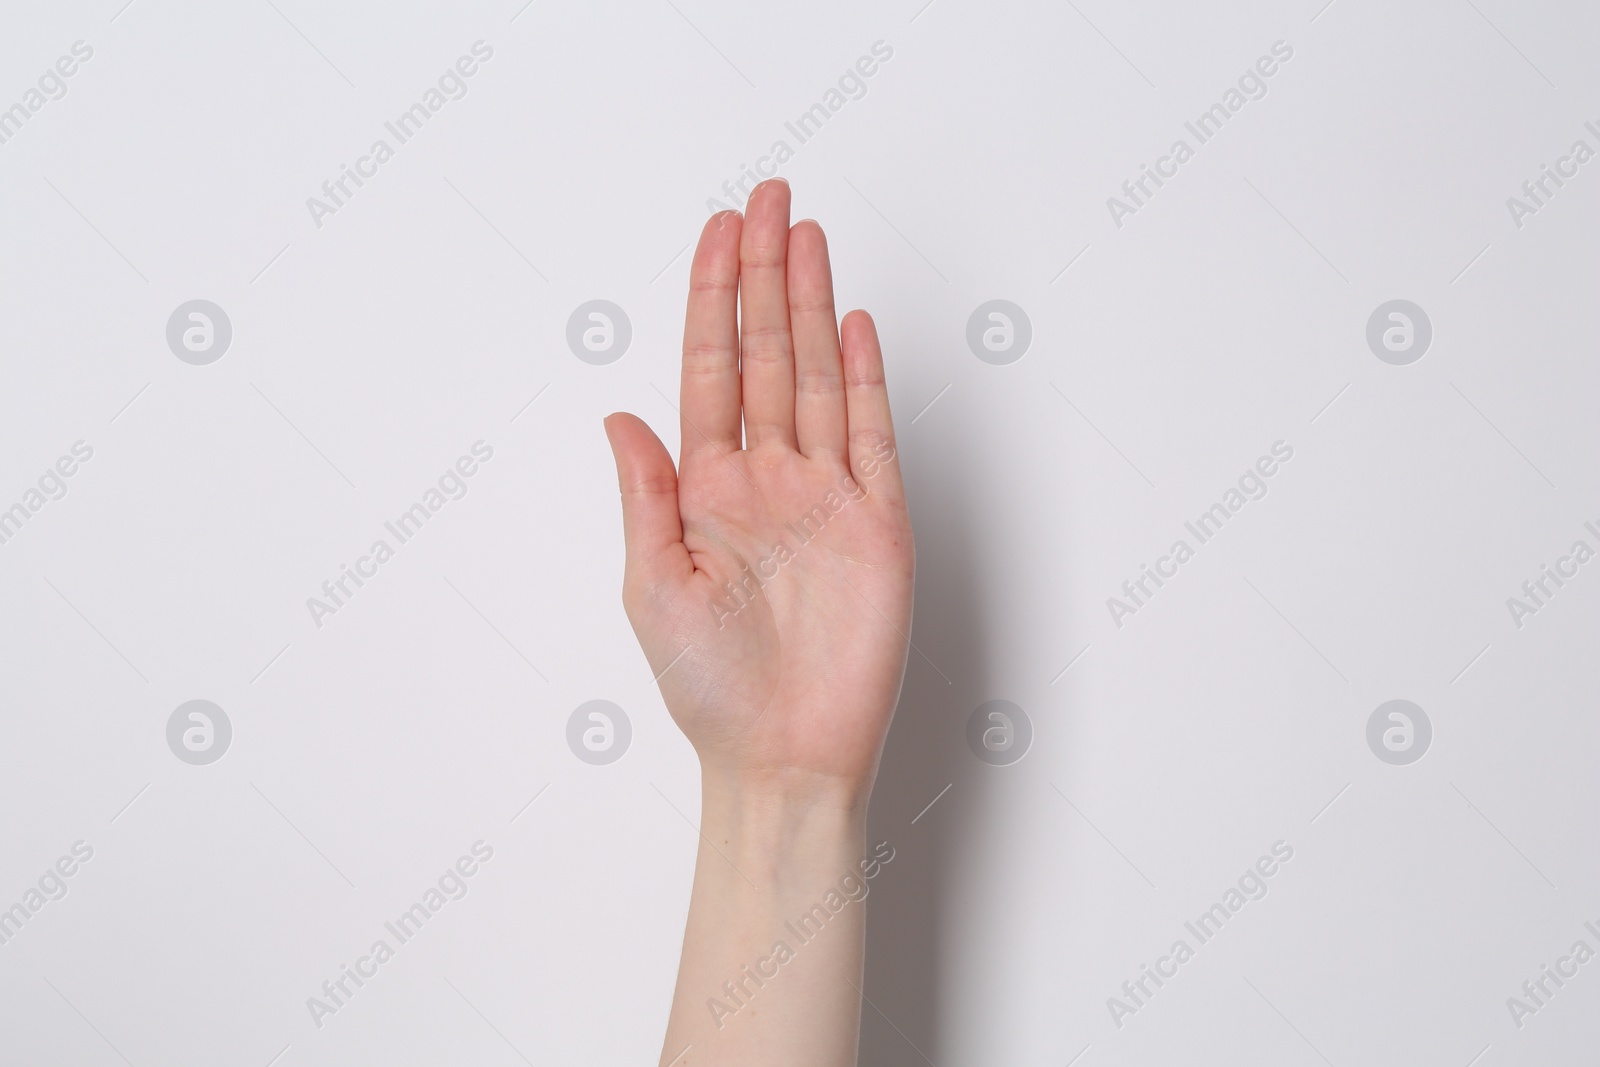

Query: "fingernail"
<box><xmin>718</xmin><ymin>209</ymin><xmax>742</xmax><ymax>228</ymax></box>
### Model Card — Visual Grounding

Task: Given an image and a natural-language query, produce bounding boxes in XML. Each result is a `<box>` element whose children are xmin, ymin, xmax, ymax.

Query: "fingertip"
<box><xmin>701</xmin><ymin>211</ymin><xmax>743</xmax><ymax>249</ymax></box>
<box><xmin>789</xmin><ymin>217</ymin><xmax>827</xmax><ymax>249</ymax></box>
<box><xmin>787</xmin><ymin>221</ymin><xmax>832</xmax><ymax>286</ymax></box>
<box><xmin>841</xmin><ymin>309</ymin><xmax>878</xmax><ymax>343</ymax></box>
<box><xmin>841</xmin><ymin>311</ymin><xmax>886</xmax><ymax>393</ymax></box>
<box><xmin>749</xmin><ymin>178</ymin><xmax>791</xmax><ymax>216</ymax></box>
<box><xmin>603</xmin><ymin>411</ymin><xmax>657</xmax><ymax>460</ymax></box>
<box><xmin>743</xmin><ymin>180</ymin><xmax>791</xmax><ymax>242</ymax></box>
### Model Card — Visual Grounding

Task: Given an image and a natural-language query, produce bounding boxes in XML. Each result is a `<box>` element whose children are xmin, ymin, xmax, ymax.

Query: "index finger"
<box><xmin>679</xmin><ymin>210</ymin><xmax>744</xmax><ymax>461</ymax></box>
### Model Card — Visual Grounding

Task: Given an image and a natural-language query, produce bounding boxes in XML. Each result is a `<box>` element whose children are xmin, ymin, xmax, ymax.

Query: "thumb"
<box><xmin>603</xmin><ymin>413</ymin><xmax>689</xmax><ymax>584</ymax></box>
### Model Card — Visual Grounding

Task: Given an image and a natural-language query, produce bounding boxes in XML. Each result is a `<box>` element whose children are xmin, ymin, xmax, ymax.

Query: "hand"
<box><xmin>604</xmin><ymin>178</ymin><xmax>914</xmax><ymax>805</ymax></box>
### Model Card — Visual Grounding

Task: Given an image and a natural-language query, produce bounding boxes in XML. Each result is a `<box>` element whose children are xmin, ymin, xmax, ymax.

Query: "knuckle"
<box><xmin>688</xmin><ymin>275</ymin><xmax>737</xmax><ymax>297</ymax></box>
<box><xmin>626</xmin><ymin>471</ymin><xmax>678</xmax><ymax>496</ymax></box>
<box><xmin>682</xmin><ymin>341</ymin><xmax>735</xmax><ymax>366</ymax></box>
<box><xmin>788</xmin><ymin>294</ymin><xmax>835</xmax><ymax>316</ymax></box>
<box><xmin>742</xmin><ymin>238</ymin><xmax>786</xmax><ymax>267</ymax></box>
<box><xmin>796</xmin><ymin>366</ymin><xmax>844</xmax><ymax>394</ymax></box>
<box><xmin>740</xmin><ymin>326</ymin><xmax>794</xmax><ymax>363</ymax></box>
<box><xmin>850</xmin><ymin>427</ymin><xmax>894</xmax><ymax>452</ymax></box>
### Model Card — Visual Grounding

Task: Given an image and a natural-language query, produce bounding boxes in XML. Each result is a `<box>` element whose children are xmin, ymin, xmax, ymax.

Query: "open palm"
<box><xmin>604</xmin><ymin>179</ymin><xmax>914</xmax><ymax>794</ymax></box>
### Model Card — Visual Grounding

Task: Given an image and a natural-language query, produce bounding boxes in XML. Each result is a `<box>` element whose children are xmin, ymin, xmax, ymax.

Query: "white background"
<box><xmin>0</xmin><ymin>1</ymin><xmax>1596</xmax><ymax>1064</ymax></box>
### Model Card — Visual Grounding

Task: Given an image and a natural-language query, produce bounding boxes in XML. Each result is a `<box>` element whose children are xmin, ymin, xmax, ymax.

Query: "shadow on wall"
<box><xmin>861</xmin><ymin>424</ymin><xmax>990</xmax><ymax>1066</ymax></box>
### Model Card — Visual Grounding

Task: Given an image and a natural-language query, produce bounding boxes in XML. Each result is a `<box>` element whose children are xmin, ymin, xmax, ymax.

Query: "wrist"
<box><xmin>697</xmin><ymin>766</ymin><xmax>869</xmax><ymax>891</ymax></box>
<box><xmin>699</xmin><ymin>759</ymin><xmax>872</xmax><ymax>827</ymax></box>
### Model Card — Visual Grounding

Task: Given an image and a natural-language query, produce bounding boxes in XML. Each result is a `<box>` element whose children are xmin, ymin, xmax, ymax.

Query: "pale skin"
<box><xmin>602</xmin><ymin>177</ymin><xmax>914</xmax><ymax>1067</ymax></box>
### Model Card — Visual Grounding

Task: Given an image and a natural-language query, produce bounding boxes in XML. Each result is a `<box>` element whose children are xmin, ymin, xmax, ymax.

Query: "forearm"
<box><xmin>659</xmin><ymin>768</ymin><xmax>877</xmax><ymax>1067</ymax></box>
